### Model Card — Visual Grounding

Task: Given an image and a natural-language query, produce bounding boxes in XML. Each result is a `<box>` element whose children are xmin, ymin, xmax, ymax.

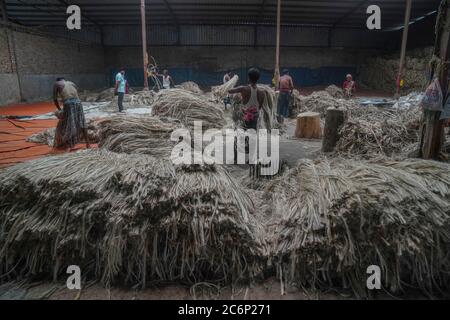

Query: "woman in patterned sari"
<box><xmin>53</xmin><ymin>78</ymin><xmax>90</xmax><ymax>150</ymax></box>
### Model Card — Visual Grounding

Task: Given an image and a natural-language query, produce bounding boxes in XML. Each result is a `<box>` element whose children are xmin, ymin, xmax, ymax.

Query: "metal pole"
<box><xmin>396</xmin><ymin>0</ymin><xmax>412</xmax><ymax>97</ymax></box>
<box><xmin>140</xmin><ymin>0</ymin><xmax>149</xmax><ymax>90</ymax></box>
<box><xmin>274</xmin><ymin>0</ymin><xmax>281</xmax><ymax>87</ymax></box>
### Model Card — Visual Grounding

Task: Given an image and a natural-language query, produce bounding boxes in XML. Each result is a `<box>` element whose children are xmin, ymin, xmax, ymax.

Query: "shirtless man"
<box><xmin>228</xmin><ymin>68</ymin><xmax>265</xmax><ymax>130</ymax></box>
<box><xmin>53</xmin><ymin>78</ymin><xmax>90</xmax><ymax>151</ymax></box>
<box><xmin>277</xmin><ymin>69</ymin><xmax>294</xmax><ymax>122</ymax></box>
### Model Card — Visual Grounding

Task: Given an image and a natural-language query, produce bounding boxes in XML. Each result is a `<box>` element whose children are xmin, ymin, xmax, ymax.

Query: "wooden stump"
<box><xmin>295</xmin><ymin>112</ymin><xmax>322</xmax><ymax>139</ymax></box>
<box><xmin>322</xmin><ymin>107</ymin><xmax>346</xmax><ymax>152</ymax></box>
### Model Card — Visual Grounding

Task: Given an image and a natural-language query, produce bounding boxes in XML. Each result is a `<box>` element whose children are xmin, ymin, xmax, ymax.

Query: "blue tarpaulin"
<box><xmin>109</xmin><ymin>66</ymin><xmax>357</xmax><ymax>88</ymax></box>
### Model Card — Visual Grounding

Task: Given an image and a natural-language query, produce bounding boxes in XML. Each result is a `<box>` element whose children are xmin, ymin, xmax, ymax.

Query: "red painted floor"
<box><xmin>0</xmin><ymin>102</ymin><xmax>92</xmax><ymax>168</ymax></box>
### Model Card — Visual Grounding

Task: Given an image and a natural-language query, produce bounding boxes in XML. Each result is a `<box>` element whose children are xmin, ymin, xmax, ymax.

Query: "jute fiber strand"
<box><xmin>293</xmin><ymin>90</ymin><xmax>359</xmax><ymax>118</ymax></box>
<box><xmin>102</xmin><ymin>90</ymin><xmax>155</xmax><ymax>111</ymax></box>
<box><xmin>98</xmin><ymin>114</ymin><xmax>183</xmax><ymax>158</ymax></box>
<box><xmin>0</xmin><ymin>149</ymin><xmax>267</xmax><ymax>287</ymax></box>
<box><xmin>267</xmin><ymin>158</ymin><xmax>450</xmax><ymax>297</ymax></box>
<box><xmin>151</xmin><ymin>89</ymin><xmax>226</xmax><ymax>130</ymax></box>
<box><xmin>336</xmin><ymin>106</ymin><xmax>422</xmax><ymax>157</ymax></box>
<box><xmin>26</xmin><ymin>120</ymin><xmax>100</xmax><ymax>146</ymax></box>
<box><xmin>176</xmin><ymin>81</ymin><xmax>203</xmax><ymax>94</ymax></box>
<box><xmin>212</xmin><ymin>75</ymin><xmax>239</xmax><ymax>100</ymax></box>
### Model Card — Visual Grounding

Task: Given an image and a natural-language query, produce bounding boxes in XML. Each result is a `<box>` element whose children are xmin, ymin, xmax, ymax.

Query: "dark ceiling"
<box><xmin>1</xmin><ymin>0</ymin><xmax>442</xmax><ymax>29</ymax></box>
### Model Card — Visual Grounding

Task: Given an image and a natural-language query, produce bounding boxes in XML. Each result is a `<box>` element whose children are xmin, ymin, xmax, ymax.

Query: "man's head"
<box><xmin>346</xmin><ymin>74</ymin><xmax>353</xmax><ymax>80</ymax></box>
<box><xmin>163</xmin><ymin>69</ymin><xmax>169</xmax><ymax>76</ymax></box>
<box><xmin>282</xmin><ymin>69</ymin><xmax>289</xmax><ymax>75</ymax></box>
<box><xmin>119</xmin><ymin>67</ymin><xmax>125</xmax><ymax>75</ymax></box>
<box><xmin>248</xmin><ymin>68</ymin><xmax>260</xmax><ymax>84</ymax></box>
<box><xmin>56</xmin><ymin>77</ymin><xmax>65</xmax><ymax>82</ymax></box>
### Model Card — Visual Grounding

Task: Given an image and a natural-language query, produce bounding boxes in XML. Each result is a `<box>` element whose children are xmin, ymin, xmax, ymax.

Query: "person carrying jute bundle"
<box><xmin>53</xmin><ymin>77</ymin><xmax>90</xmax><ymax>151</ymax></box>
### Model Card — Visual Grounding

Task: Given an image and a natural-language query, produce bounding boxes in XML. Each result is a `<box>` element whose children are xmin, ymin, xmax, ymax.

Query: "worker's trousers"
<box><xmin>118</xmin><ymin>92</ymin><xmax>125</xmax><ymax>112</ymax></box>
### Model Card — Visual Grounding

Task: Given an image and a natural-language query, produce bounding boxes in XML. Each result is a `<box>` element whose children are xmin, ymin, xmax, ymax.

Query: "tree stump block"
<box><xmin>295</xmin><ymin>112</ymin><xmax>322</xmax><ymax>139</ymax></box>
<box><xmin>322</xmin><ymin>107</ymin><xmax>346</xmax><ymax>152</ymax></box>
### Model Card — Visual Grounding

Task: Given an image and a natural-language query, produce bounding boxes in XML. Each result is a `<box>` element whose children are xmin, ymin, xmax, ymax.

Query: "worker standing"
<box><xmin>228</xmin><ymin>68</ymin><xmax>265</xmax><ymax>130</ymax></box>
<box><xmin>52</xmin><ymin>78</ymin><xmax>90</xmax><ymax>151</ymax></box>
<box><xmin>161</xmin><ymin>69</ymin><xmax>174</xmax><ymax>89</ymax></box>
<box><xmin>277</xmin><ymin>69</ymin><xmax>294</xmax><ymax>123</ymax></box>
<box><xmin>114</xmin><ymin>67</ymin><xmax>127</xmax><ymax>112</ymax></box>
<box><xmin>223</xmin><ymin>70</ymin><xmax>233</xmax><ymax>109</ymax></box>
<box><xmin>343</xmin><ymin>74</ymin><xmax>356</xmax><ymax>99</ymax></box>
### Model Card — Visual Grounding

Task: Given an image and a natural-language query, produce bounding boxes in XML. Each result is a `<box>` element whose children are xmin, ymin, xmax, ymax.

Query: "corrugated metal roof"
<box><xmin>2</xmin><ymin>0</ymin><xmax>442</xmax><ymax>29</ymax></box>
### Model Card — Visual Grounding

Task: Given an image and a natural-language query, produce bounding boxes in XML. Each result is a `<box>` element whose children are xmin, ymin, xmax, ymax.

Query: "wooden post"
<box><xmin>322</xmin><ymin>108</ymin><xmax>346</xmax><ymax>152</ymax></box>
<box><xmin>420</xmin><ymin>0</ymin><xmax>450</xmax><ymax>159</ymax></box>
<box><xmin>274</xmin><ymin>0</ymin><xmax>281</xmax><ymax>87</ymax></box>
<box><xmin>395</xmin><ymin>0</ymin><xmax>412</xmax><ymax>97</ymax></box>
<box><xmin>295</xmin><ymin>112</ymin><xmax>322</xmax><ymax>139</ymax></box>
<box><xmin>140</xmin><ymin>0</ymin><xmax>149</xmax><ymax>90</ymax></box>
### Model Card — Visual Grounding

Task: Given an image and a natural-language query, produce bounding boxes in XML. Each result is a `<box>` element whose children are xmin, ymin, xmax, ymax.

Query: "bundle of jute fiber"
<box><xmin>296</xmin><ymin>91</ymin><xmax>358</xmax><ymax>117</ymax></box>
<box><xmin>79</xmin><ymin>88</ymin><xmax>116</xmax><ymax>102</ymax></box>
<box><xmin>212</xmin><ymin>75</ymin><xmax>239</xmax><ymax>100</ymax></box>
<box><xmin>335</xmin><ymin>106</ymin><xmax>421</xmax><ymax>157</ymax></box>
<box><xmin>0</xmin><ymin>149</ymin><xmax>266</xmax><ymax>286</ymax></box>
<box><xmin>268</xmin><ymin>158</ymin><xmax>450</xmax><ymax>297</ymax></box>
<box><xmin>176</xmin><ymin>81</ymin><xmax>203</xmax><ymax>94</ymax></box>
<box><xmin>98</xmin><ymin>114</ymin><xmax>183</xmax><ymax>158</ymax></box>
<box><xmin>359</xmin><ymin>47</ymin><xmax>431</xmax><ymax>93</ymax></box>
<box><xmin>151</xmin><ymin>89</ymin><xmax>226</xmax><ymax>130</ymax></box>
<box><xmin>26</xmin><ymin>121</ymin><xmax>100</xmax><ymax>147</ymax></box>
<box><xmin>325</xmin><ymin>85</ymin><xmax>345</xmax><ymax>99</ymax></box>
<box><xmin>102</xmin><ymin>90</ymin><xmax>154</xmax><ymax>111</ymax></box>
<box><xmin>257</xmin><ymin>85</ymin><xmax>278</xmax><ymax>130</ymax></box>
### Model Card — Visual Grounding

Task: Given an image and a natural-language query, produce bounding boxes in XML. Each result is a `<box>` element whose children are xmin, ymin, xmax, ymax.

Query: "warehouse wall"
<box><xmin>105</xmin><ymin>46</ymin><xmax>383</xmax><ymax>87</ymax></box>
<box><xmin>0</xmin><ymin>27</ymin><xmax>106</xmax><ymax>106</ymax></box>
<box><xmin>103</xmin><ymin>24</ymin><xmax>393</xmax><ymax>87</ymax></box>
<box><xmin>0</xmin><ymin>29</ymin><xmax>21</xmax><ymax>105</ymax></box>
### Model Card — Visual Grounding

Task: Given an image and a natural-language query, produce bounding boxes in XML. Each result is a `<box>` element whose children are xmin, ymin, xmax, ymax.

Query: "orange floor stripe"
<box><xmin>0</xmin><ymin>107</ymin><xmax>93</xmax><ymax>168</ymax></box>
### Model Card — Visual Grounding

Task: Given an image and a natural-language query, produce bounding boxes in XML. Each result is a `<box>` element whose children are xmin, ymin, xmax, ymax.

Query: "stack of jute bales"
<box><xmin>0</xmin><ymin>149</ymin><xmax>267</xmax><ymax>286</ymax></box>
<box><xmin>359</xmin><ymin>47</ymin><xmax>432</xmax><ymax>93</ymax></box>
<box><xmin>268</xmin><ymin>158</ymin><xmax>450</xmax><ymax>297</ymax></box>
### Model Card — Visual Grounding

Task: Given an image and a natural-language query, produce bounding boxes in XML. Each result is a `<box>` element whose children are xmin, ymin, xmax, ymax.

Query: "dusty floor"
<box><xmin>1</xmin><ymin>278</ymin><xmax>418</xmax><ymax>300</ymax></box>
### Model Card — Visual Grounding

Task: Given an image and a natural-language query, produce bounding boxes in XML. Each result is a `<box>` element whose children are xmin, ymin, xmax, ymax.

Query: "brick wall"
<box><xmin>0</xmin><ymin>28</ymin><xmax>107</xmax><ymax>106</ymax></box>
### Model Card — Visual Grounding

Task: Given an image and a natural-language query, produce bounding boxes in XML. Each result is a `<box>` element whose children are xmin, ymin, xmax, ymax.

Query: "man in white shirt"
<box><xmin>161</xmin><ymin>69</ymin><xmax>174</xmax><ymax>89</ymax></box>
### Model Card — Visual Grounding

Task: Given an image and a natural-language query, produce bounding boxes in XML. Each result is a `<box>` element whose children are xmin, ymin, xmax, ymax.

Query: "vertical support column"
<box><xmin>140</xmin><ymin>0</ymin><xmax>149</xmax><ymax>90</ymax></box>
<box><xmin>395</xmin><ymin>0</ymin><xmax>412</xmax><ymax>97</ymax></box>
<box><xmin>420</xmin><ymin>0</ymin><xmax>450</xmax><ymax>159</ymax></box>
<box><xmin>274</xmin><ymin>0</ymin><xmax>281</xmax><ymax>87</ymax></box>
